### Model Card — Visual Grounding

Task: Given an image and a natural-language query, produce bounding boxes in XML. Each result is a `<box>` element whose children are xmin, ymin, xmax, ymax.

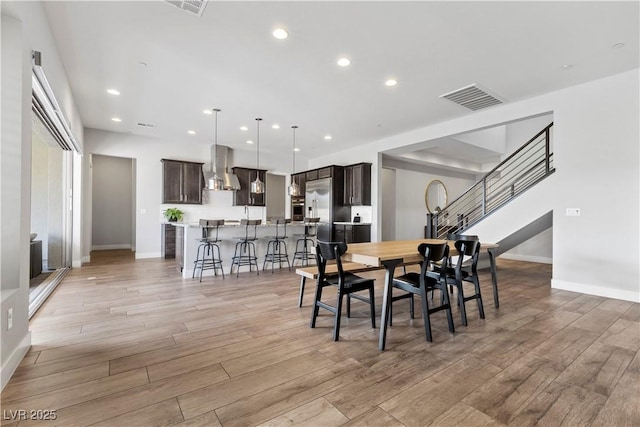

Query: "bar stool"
<box><xmin>230</xmin><ymin>219</ymin><xmax>261</xmax><ymax>277</ymax></box>
<box><xmin>293</xmin><ymin>217</ymin><xmax>320</xmax><ymax>267</ymax></box>
<box><xmin>192</xmin><ymin>219</ymin><xmax>225</xmax><ymax>281</ymax></box>
<box><xmin>263</xmin><ymin>218</ymin><xmax>291</xmax><ymax>272</ymax></box>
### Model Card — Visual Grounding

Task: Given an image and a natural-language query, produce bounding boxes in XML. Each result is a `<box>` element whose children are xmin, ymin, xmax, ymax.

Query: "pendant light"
<box><xmin>250</xmin><ymin>118</ymin><xmax>264</xmax><ymax>194</ymax></box>
<box><xmin>287</xmin><ymin>125</ymin><xmax>300</xmax><ymax>196</ymax></box>
<box><xmin>209</xmin><ymin>108</ymin><xmax>224</xmax><ymax>191</ymax></box>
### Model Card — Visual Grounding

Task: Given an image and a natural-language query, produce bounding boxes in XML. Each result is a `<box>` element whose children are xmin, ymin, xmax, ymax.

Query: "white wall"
<box><xmin>501</xmin><ymin>228</ymin><xmax>553</xmax><ymax>264</ymax></box>
<box><xmin>317</xmin><ymin>69</ymin><xmax>639</xmax><ymax>302</ymax></box>
<box><xmin>91</xmin><ymin>154</ymin><xmax>134</xmax><ymax>250</ymax></box>
<box><xmin>1</xmin><ymin>0</ymin><xmax>84</xmax><ymax>390</ymax></box>
<box><xmin>31</xmin><ymin>130</ymin><xmax>50</xmax><ymax>263</ymax></box>
<box><xmin>391</xmin><ymin>167</ymin><xmax>475</xmax><ymax>240</ymax></box>
<box><xmin>83</xmin><ymin>129</ymin><xmax>301</xmax><ymax>259</ymax></box>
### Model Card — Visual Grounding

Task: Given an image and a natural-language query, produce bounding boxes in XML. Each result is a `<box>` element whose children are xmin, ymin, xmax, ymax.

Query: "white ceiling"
<box><xmin>42</xmin><ymin>1</ymin><xmax>639</xmax><ymax>162</ymax></box>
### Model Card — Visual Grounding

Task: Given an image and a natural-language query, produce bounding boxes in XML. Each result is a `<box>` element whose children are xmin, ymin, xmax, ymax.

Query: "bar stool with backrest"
<box><xmin>388</xmin><ymin>242</ymin><xmax>453</xmax><ymax>342</ymax></box>
<box><xmin>230</xmin><ymin>219</ymin><xmax>261</xmax><ymax>277</ymax></box>
<box><xmin>310</xmin><ymin>241</ymin><xmax>376</xmax><ymax>341</ymax></box>
<box><xmin>263</xmin><ymin>218</ymin><xmax>291</xmax><ymax>272</ymax></box>
<box><xmin>437</xmin><ymin>237</ymin><xmax>484</xmax><ymax>326</ymax></box>
<box><xmin>192</xmin><ymin>219</ymin><xmax>225</xmax><ymax>281</ymax></box>
<box><xmin>293</xmin><ymin>217</ymin><xmax>320</xmax><ymax>266</ymax></box>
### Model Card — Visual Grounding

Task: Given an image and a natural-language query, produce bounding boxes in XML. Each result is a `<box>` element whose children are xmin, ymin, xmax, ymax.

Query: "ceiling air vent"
<box><xmin>440</xmin><ymin>83</ymin><xmax>505</xmax><ymax>111</ymax></box>
<box><xmin>137</xmin><ymin>122</ymin><xmax>156</xmax><ymax>129</ymax></box>
<box><xmin>164</xmin><ymin>0</ymin><xmax>208</xmax><ymax>17</ymax></box>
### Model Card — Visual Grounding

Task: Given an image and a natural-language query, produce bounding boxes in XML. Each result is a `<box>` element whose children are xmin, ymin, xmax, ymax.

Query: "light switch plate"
<box><xmin>566</xmin><ymin>208</ymin><xmax>581</xmax><ymax>216</ymax></box>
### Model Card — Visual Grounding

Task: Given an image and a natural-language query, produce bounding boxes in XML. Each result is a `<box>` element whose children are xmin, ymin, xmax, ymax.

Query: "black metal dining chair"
<box><xmin>310</xmin><ymin>241</ymin><xmax>376</xmax><ymax>341</ymax></box>
<box><xmin>389</xmin><ymin>242</ymin><xmax>454</xmax><ymax>342</ymax></box>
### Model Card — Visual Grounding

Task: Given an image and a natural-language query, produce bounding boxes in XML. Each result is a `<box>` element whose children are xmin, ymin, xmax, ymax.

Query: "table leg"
<box><xmin>379</xmin><ymin>258</ymin><xmax>402</xmax><ymax>351</ymax></box>
<box><xmin>487</xmin><ymin>247</ymin><xmax>499</xmax><ymax>309</ymax></box>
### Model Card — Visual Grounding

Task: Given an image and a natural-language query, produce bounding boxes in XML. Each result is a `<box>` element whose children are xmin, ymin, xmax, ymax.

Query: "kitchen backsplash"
<box><xmin>160</xmin><ymin>190</ymin><xmax>266</xmax><ymax>223</ymax></box>
<box><xmin>350</xmin><ymin>206</ymin><xmax>372</xmax><ymax>223</ymax></box>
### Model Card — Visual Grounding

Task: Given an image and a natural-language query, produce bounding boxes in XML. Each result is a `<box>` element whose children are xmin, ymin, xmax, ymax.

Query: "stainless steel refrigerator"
<box><xmin>305</xmin><ymin>178</ymin><xmax>332</xmax><ymax>242</ymax></box>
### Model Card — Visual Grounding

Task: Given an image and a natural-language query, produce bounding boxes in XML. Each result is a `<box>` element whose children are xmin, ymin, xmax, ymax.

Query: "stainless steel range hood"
<box><xmin>203</xmin><ymin>145</ymin><xmax>240</xmax><ymax>190</ymax></box>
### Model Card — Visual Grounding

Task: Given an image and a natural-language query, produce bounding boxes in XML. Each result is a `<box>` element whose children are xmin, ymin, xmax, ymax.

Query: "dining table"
<box><xmin>343</xmin><ymin>239</ymin><xmax>499</xmax><ymax>350</ymax></box>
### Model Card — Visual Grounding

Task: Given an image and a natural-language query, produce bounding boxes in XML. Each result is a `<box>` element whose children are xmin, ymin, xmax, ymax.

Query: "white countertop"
<box><xmin>333</xmin><ymin>222</ymin><xmax>372</xmax><ymax>226</ymax></box>
<box><xmin>165</xmin><ymin>221</ymin><xmax>313</xmax><ymax>228</ymax></box>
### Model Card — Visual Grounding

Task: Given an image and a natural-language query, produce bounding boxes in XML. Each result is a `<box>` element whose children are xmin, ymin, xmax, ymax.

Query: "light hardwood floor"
<box><xmin>1</xmin><ymin>250</ymin><xmax>638</xmax><ymax>426</ymax></box>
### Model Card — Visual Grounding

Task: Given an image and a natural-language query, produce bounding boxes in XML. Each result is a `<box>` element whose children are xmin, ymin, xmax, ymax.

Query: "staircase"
<box><xmin>432</xmin><ymin>123</ymin><xmax>554</xmax><ymax>240</ymax></box>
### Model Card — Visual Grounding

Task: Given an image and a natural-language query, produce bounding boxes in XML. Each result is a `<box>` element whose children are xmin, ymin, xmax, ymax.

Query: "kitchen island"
<box><xmin>169</xmin><ymin>221</ymin><xmax>311</xmax><ymax>278</ymax></box>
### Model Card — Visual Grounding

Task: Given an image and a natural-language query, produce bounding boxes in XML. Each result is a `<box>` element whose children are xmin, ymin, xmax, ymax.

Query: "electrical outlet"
<box><xmin>8</xmin><ymin>307</ymin><xmax>13</xmax><ymax>330</ymax></box>
<box><xmin>566</xmin><ymin>208</ymin><xmax>581</xmax><ymax>217</ymax></box>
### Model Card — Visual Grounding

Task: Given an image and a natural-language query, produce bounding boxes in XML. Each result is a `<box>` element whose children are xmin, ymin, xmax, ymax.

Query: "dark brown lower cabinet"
<box><xmin>334</xmin><ymin>224</ymin><xmax>371</xmax><ymax>243</ymax></box>
<box><xmin>161</xmin><ymin>224</ymin><xmax>176</xmax><ymax>259</ymax></box>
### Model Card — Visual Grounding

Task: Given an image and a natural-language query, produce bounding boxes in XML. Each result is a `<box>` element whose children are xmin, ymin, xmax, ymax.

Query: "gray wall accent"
<box><xmin>266</xmin><ymin>173</ymin><xmax>285</xmax><ymax>219</ymax></box>
<box><xmin>91</xmin><ymin>154</ymin><xmax>134</xmax><ymax>249</ymax></box>
<box><xmin>381</xmin><ymin>168</ymin><xmax>396</xmax><ymax>241</ymax></box>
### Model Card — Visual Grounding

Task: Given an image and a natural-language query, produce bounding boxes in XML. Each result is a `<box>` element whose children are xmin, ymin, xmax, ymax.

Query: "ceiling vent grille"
<box><xmin>440</xmin><ymin>83</ymin><xmax>505</xmax><ymax>111</ymax></box>
<box><xmin>164</xmin><ymin>0</ymin><xmax>208</xmax><ymax>17</ymax></box>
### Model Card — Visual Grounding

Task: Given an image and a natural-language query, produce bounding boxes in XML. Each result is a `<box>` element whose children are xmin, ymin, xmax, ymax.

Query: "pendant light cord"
<box><xmin>213</xmin><ymin>108</ymin><xmax>220</xmax><ymax>173</ymax></box>
<box><xmin>292</xmin><ymin>125</ymin><xmax>298</xmax><ymax>174</ymax></box>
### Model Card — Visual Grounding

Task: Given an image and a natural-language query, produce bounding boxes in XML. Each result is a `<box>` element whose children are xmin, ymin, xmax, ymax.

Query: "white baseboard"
<box><xmin>552</xmin><ymin>279</ymin><xmax>640</xmax><ymax>303</ymax></box>
<box><xmin>72</xmin><ymin>259</ymin><xmax>82</xmax><ymax>268</ymax></box>
<box><xmin>92</xmin><ymin>244</ymin><xmax>132</xmax><ymax>250</ymax></box>
<box><xmin>81</xmin><ymin>255</ymin><xmax>91</xmax><ymax>264</ymax></box>
<box><xmin>135</xmin><ymin>252</ymin><xmax>161</xmax><ymax>259</ymax></box>
<box><xmin>1</xmin><ymin>331</ymin><xmax>31</xmax><ymax>391</ymax></box>
<box><xmin>499</xmin><ymin>254</ymin><xmax>552</xmax><ymax>264</ymax></box>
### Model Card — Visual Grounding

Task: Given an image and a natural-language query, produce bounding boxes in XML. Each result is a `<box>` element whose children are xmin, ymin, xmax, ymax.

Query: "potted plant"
<box><xmin>163</xmin><ymin>207</ymin><xmax>184</xmax><ymax>222</ymax></box>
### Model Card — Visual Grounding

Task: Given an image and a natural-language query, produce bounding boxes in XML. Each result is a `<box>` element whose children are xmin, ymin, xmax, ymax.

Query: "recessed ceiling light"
<box><xmin>272</xmin><ymin>28</ymin><xmax>288</xmax><ymax>40</ymax></box>
<box><xmin>294</xmin><ymin>148</ymin><xmax>300</xmax><ymax>152</ymax></box>
<box><xmin>187</xmin><ymin>130</ymin><xmax>196</xmax><ymax>135</ymax></box>
<box><xmin>203</xmin><ymin>109</ymin><xmax>213</xmax><ymax>115</ymax></box>
<box><xmin>106</xmin><ymin>89</ymin><xmax>120</xmax><ymax>96</ymax></box>
<box><xmin>323</xmin><ymin>135</ymin><xmax>332</xmax><ymax>140</ymax></box>
<box><xmin>111</xmin><ymin>117</ymin><xmax>122</xmax><ymax>122</ymax></box>
<box><xmin>562</xmin><ymin>64</ymin><xmax>573</xmax><ymax>70</ymax></box>
<box><xmin>385</xmin><ymin>79</ymin><xmax>398</xmax><ymax>87</ymax></box>
<box><xmin>246</xmin><ymin>140</ymin><xmax>254</xmax><ymax>144</ymax></box>
<box><xmin>240</xmin><ymin>126</ymin><xmax>248</xmax><ymax>131</ymax></box>
<box><xmin>337</xmin><ymin>58</ymin><xmax>351</xmax><ymax>67</ymax></box>
<box><xmin>612</xmin><ymin>42</ymin><xmax>625</xmax><ymax>49</ymax></box>
<box><xmin>272</xmin><ymin>124</ymin><xmax>280</xmax><ymax>129</ymax></box>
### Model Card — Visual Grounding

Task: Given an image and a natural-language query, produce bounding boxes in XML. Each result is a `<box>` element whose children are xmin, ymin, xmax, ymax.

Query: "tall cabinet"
<box><xmin>344</xmin><ymin>162</ymin><xmax>371</xmax><ymax>206</ymax></box>
<box><xmin>232</xmin><ymin>167</ymin><xmax>267</xmax><ymax>206</ymax></box>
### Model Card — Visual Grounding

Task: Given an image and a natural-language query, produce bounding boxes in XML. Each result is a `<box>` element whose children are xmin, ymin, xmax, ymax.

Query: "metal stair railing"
<box><xmin>433</xmin><ymin>122</ymin><xmax>554</xmax><ymax>239</ymax></box>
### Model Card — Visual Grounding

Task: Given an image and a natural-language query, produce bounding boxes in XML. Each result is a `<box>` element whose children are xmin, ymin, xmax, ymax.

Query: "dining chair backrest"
<box><xmin>454</xmin><ymin>239</ymin><xmax>481</xmax><ymax>274</ymax></box>
<box><xmin>316</xmin><ymin>241</ymin><xmax>348</xmax><ymax>284</ymax></box>
<box><xmin>417</xmin><ymin>242</ymin><xmax>449</xmax><ymax>281</ymax></box>
<box><xmin>447</xmin><ymin>233</ymin><xmax>479</xmax><ymax>242</ymax></box>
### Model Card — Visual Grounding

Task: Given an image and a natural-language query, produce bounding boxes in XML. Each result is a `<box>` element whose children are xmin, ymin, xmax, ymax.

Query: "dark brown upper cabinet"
<box><xmin>161</xmin><ymin>159</ymin><xmax>204</xmax><ymax>204</ymax></box>
<box><xmin>291</xmin><ymin>172</ymin><xmax>306</xmax><ymax>196</ymax></box>
<box><xmin>344</xmin><ymin>162</ymin><xmax>371</xmax><ymax>206</ymax></box>
<box><xmin>232</xmin><ymin>167</ymin><xmax>267</xmax><ymax>206</ymax></box>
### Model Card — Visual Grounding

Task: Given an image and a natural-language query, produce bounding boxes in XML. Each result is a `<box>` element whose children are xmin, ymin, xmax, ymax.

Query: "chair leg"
<box><xmin>369</xmin><ymin>286</ymin><xmax>376</xmax><ymax>328</ymax></box>
<box><xmin>420</xmin><ymin>286</ymin><xmax>433</xmax><ymax>342</ymax></box>
<box><xmin>310</xmin><ymin>283</ymin><xmax>324</xmax><ymax>328</ymax></box>
<box><xmin>457</xmin><ymin>283</ymin><xmax>468</xmax><ymax>326</ymax></box>
<box><xmin>298</xmin><ymin>277</ymin><xmax>306</xmax><ymax>308</ymax></box>
<box><xmin>388</xmin><ymin>286</ymin><xmax>393</xmax><ymax>326</ymax></box>
<box><xmin>346</xmin><ymin>293</ymin><xmax>351</xmax><ymax>318</ymax></box>
<box><xmin>333</xmin><ymin>292</ymin><xmax>344</xmax><ymax>341</ymax></box>
<box><xmin>409</xmin><ymin>294</ymin><xmax>415</xmax><ymax>319</ymax></box>
<box><xmin>441</xmin><ymin>284</ymin><xmax>455</xmax><ymax>334</ymax></box>
<box><xmin>473</xmin><ymin>277</ymin><xmax>485</xmax><ymax>319</ymax></box>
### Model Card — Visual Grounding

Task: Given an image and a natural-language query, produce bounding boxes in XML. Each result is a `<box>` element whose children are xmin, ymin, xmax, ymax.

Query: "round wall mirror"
<box><xmin>425</xmin><ymin>179</ymin><xmax>448</xmax><ymax>214</ymax></box>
